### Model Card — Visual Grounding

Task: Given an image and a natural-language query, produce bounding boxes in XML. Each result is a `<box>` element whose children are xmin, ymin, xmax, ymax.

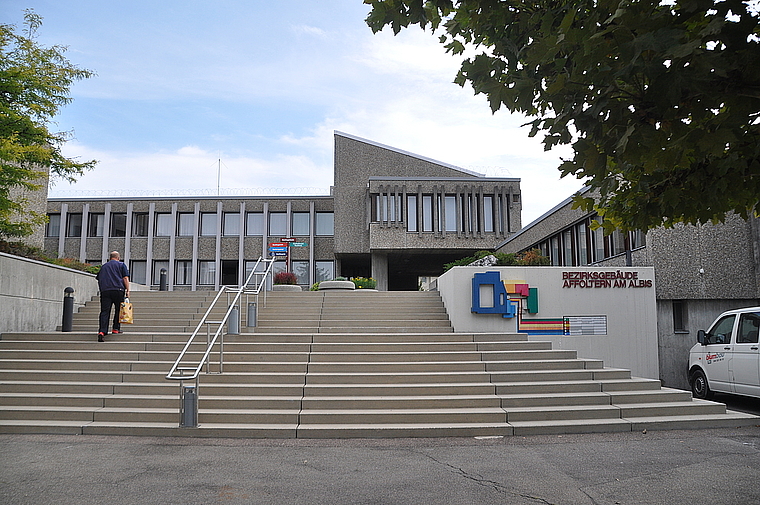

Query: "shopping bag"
<box><xmin>119</xmin><ymin>298</ymin><xmax>134</xmax><ymax>324</ymax></box>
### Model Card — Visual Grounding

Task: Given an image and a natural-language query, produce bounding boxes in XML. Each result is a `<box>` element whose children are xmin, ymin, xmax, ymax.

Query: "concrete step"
<box><xmin>299</xmin><ymin>408</ymin><xmax>507</xmax><ymax>425</ymax></box>
<box><xmin>2</xmin><ymin>288</ymin><xmax>757</xmax><ymax>439</ymax></box>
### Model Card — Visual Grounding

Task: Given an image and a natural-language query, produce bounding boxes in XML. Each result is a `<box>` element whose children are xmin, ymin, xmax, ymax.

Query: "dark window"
<box><xmin>315</xmin><ymin>212</ymin><xmax>334</xmax><ymax>236</ymax></box>
<box><xmin>406</xmin><ymin>195</ymin><xmax>417</xmax><ymax>232</ymax></box>
<box><xmin>706</xmin><ymin>315</ymin><xmax>736</xmax><ymax>345</ymax></box>
<box><xmin>200</xmin><ymin>213</ymin><xmax>217</xmax><ymax>236</ymax></box>
<box><xmin>292</xmin><ymin>212</ymin><xmax>309</xmax><ymax>236</ymax></box>
<box><xmin>66</xmin><ymin>213</ymin><xmax>82</xmax><ymax>237</ymax></box>
<box><xmin>268</xmin><ymin>212</ymin><xmax>286</xmax><ymax>236</ymax></box>
<box><xmin>132</xmin><ymin>213</ymin><xmax>148</xmax><ymax>237</ymax></box>
<box><xmin>223</xmin><ymin>213</ymin><xmax>240</xmax><ymax>236</ymax></box>
<box><xmin>673</xmin><ymin>300</ymin><xmax>687</xmax><ymax>331</ymax></box>
<box><xmin>738</xmin><ymin>312</ymin><xmax>760</xmax><ymax>343</ymax></box>
<box><xmin>110</xmin><ymin>213</ymin><xmax>127</xmax><ymax>237</ymax></box>
<box><xmin>176</xmin><ymin>260</ymin><xmax>192</xmax><ymax>285</ymax></box>
<box><xmin>155</xmin><ymin>214</ymin><xmax>172</xmax><ymax>237</ymax></box>
<box><xmin>46</xmin><ymin>214</ymin><xmax>61</xmax><ymax>237</ymax></box>
<box><xmin>246</xmin><ymin>213</ymin><xmax>264</xmax><ymax>236</ymax></box>
<box><xmin>87</xmin><ymin>213</ymin><xmax>105</xmax><ymax>237</ymax></box>
<box><xmin>177</xmin><ymin>213</ymin><xmax>194</xmax><ymax>236</ymax></box>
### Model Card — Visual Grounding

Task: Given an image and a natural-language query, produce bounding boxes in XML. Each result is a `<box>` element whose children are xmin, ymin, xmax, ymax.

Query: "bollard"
<box><xmin>247</xmin><ymin>302</ymin><xmax>257</xmax><ymax>327</ymax></box>
<box><xmin>62</xmin><ymin>287</ymin><xmax>74</xmax><ymax>332</ymax></box>
<box><xmin>180</xmin><ymin>385</ymin><xmax>198</xmax><ymax>427</ymax></box>
<box><xmin>228</xmin><ymin>305</ymin><xmax>240</xmax><ymax>335</ymax></box>
<box><xmin>159</xmin><ymin>268</ymin><xmax>168</xmax><ymax>291</ymax></box>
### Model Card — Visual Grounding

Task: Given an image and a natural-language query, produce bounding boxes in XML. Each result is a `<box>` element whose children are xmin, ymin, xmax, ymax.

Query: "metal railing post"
<box><xmin>247</xmin><ymin>301</ymin><xmax>257</xmax><ymax>327</ymax></box>
<box><xmin>228</xmin><ymin>305</ymin><xmax>240</xmax><ymax>334</ymax></box>
<box><xmin>165</xmin><ymin>257</ymin><xmax>275</xmax><ymax>427</ymax></box>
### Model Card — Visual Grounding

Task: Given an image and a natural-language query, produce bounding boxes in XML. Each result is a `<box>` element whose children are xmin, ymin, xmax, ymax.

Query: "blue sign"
<box><xmin>268</xmin><ymin>251</ymin><xmax>288</xmax><ymax>257</ymax></box>
<box><xmin>269</xmin><ymin>247</ymin><xmax>288</xmax><ymax>252</ymax></box>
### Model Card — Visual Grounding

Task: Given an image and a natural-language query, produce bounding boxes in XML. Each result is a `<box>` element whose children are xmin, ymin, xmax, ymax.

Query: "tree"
<box><xmin>365</xmin><ymin>0</ymin><xmax>760</xmax><ymax>231</ymax></box>
<box><xmin>0</xmin><ymin>10</ymin><xmax>96</xmax><ymax>238</ymax></box>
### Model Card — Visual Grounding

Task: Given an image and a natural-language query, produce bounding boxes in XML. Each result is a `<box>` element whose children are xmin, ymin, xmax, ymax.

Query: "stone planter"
<box><xmin>272</xmin><ymin>284</ymin><xmax>302</xmax><ymax>292</ymax></box>
<box><xmin>318</xmin><ymin>280</ymin><xmax>355</xmax><ymax>290</ymax></box>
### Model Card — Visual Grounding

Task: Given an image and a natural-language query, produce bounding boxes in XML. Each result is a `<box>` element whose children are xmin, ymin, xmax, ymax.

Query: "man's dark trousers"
<box><xmin>99</xmin><ymin>289</ymin><xmax>125</xmax><ymax>334</ymax></box>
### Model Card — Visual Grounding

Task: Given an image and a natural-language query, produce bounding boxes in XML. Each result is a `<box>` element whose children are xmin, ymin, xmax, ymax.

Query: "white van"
<box><xmin>689</xmin><ymin>307</ymin><xmax>760</xmax><ymax>399</ymax></box>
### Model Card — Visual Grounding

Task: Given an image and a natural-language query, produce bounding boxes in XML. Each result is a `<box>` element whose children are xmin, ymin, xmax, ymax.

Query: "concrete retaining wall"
<box><xmin>0</xmin><ymin>252</ymin><xmax>100</xmax><ymax>334</ymax></box>
<box><xmin>437</xmin><ymin>266</ymin><xmax>659</xmax><ymax>380</ymax></box>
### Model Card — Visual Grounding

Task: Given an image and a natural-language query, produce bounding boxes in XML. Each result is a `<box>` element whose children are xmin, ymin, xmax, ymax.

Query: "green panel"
<box><xmin>527</xmin><ymin>288</ymin><xmax>539</xmax><ymax>314</ymax></box>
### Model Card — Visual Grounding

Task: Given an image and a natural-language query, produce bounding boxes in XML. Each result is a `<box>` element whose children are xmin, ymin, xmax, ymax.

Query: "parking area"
<box><xmin>2</xmin><ymin>425</ymin><xmax>759</xmax><ymax>505</ymax></box>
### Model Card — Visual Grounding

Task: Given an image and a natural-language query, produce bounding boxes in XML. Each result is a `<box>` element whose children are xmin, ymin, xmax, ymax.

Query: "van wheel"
<box><xmin>690</xmin><ymin>370</ymin><xmax>711</xmax><ymax>399</ymax></box>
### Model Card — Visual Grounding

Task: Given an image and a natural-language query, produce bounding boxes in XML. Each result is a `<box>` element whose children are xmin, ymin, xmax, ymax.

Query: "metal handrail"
<box><xmin>165</xmin><ymin>257</ymin><xmax>275</xmax><ymax>425</ymax></box>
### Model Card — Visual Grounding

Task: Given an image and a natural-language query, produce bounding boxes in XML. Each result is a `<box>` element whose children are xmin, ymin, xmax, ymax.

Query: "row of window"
<box><xmin>372</xmin><ymin>194</ymin><xmax>512</xmax><ymax>234</ymax></box>
<box><xmin>533</xmin><ymin>216</ymin><xmax>646</xmax><ymax>266</ymax></box>
<box><xmin>126</xmin><ymin>259</ymin><xmax>334</xmax><ymax>286</ymax></box>
<box><xmin>46</xmin><ymin>212</ymin><xmax>334</xmax><ymax>238</ymax></box>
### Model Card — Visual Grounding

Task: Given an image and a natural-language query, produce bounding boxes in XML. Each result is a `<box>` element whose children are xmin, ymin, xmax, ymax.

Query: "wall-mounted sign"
<box><xmin>561</xmin><ymin>271</ymin><xmax>653</xmax><ymax>289</ymax></box>
<box><xmin>290</xmin><ymin>242</ymin><xmax>308</xmax><ymax>247</ymax></box>
<box><xmin>471</xmin><ymin>270</ymin><xmax>610</xmax><ymax>336</ymax></box>
<box><xmin>269</xmin><ymin>242</ymin><xmax>288</xmax><ymax>248</ymax></box>
<box><xmin>280</xmin><ymin>237</ymin><xmax>296</xmax><ymax>242</ymax></box>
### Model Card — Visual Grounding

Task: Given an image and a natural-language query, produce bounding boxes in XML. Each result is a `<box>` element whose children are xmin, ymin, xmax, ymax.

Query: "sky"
<box><xmin>5</xmin><ymin>0</ymin><xmax>584</xmax><ymax>225</ymax></box>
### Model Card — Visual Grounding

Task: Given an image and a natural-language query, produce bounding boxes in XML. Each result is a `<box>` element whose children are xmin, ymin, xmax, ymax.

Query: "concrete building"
<box><xmin>496</xmin><ymin>186</ymin><xmax>760</xmax><ymax>389</ymax></box>
<box><xmin>44</xmin><ymin>132</ymin><xmax>521</xmax><ymax>291</ymax></box>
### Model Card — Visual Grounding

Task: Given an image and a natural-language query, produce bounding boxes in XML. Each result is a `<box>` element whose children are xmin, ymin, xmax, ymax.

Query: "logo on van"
<box><xmin>705</xmin><ymin>353</ymin><xmax>725</xmax><ymax>364</ymax></box>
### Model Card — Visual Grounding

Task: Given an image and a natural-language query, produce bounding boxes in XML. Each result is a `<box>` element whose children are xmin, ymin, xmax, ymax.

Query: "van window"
<box><xmin>706</xmin><ymin>315</ymin><xmax>735</xmax><ymax>345</ymax></box>
<box><xmin>737</xmin><ymin>312</ymin><xmax>760</xmax><ymax>344</ymax></box>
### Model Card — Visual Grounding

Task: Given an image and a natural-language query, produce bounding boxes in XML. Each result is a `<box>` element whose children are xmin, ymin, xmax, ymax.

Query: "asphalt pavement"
<box><xmin>2</xmin><ymin>424</ymin><xmax>759</xmax><ymax>505</ymax></box>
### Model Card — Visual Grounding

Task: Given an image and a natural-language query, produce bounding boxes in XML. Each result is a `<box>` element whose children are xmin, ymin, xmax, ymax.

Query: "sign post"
<box><xmin>269</xmin><ymin>242</ymin><xmax>290</xmax><ymax>269</ymax></box>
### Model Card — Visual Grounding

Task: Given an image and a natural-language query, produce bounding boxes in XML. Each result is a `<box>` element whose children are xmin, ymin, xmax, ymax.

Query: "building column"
<box><xmin>371</xmin><ymin>251</ymin><xmax>388</xmax><ymax>291</ymax></box>
<box><xmin>58</xmin><ymin>203</ymin><xmax>67</xmax><ymax>258</ymax></box>
<box><xmin>79</xmin><ymin>203</ymin><xmax>89</xmax><ymax>263</ymax></box>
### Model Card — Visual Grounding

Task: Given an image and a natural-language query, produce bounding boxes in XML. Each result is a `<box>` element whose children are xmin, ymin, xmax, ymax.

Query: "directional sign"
<box><xmin>269</xmin><ymin>242</ymin><xmax>288</xmax><ymax>248</ymax></box>
<box><xmin>280</xmin><ymin>237</ymin><xmax>296</xmax><ymax>242</ymax></box>
<box><xmin>268</xmin><ymin>251</ymin><xmax>288</xmax><ymax>257</ymax></box>
<box><xmin>269</xmin><ymin>247</ymin><xmax>288</xmax><ymax>252</ymax></box>
<box><xmin>290</xmin><ymin>242</ymin><xmax>308</xmax><ymax>247</ymax></box>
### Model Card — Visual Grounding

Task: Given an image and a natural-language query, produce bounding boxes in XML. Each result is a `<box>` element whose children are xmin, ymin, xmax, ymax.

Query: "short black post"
<box><xmin>159</xmin><ymin>268</ymin><xmax>168</xmax><ymax>291</ymax></box>
<box><xmin>62</xmin><ymin>287</ymin><xmax>74</xmax><ymax>332</ymax></box>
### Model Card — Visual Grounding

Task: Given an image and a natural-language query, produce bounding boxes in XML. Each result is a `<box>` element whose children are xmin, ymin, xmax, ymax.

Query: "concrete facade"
<box><xmin>495</xmin><ymin>188</ymin><xmax>760</xmax><ymax>389</ymax></box>
<box><xmin>437</xmin><ymin>266</ymin><xmax>660</xmax><ymax>380</ymax></box>
<box><xmin>43</xmin><ymin>132</ymin><xmax>521</xmax><ymax>292</ymax></box>
<box><xmin>7</xmin><ymin>165</ymin><xmax>49</xmax><ymax>249</ymax></box>
<box><xmin>334</xmin><ymin>133</ymin><xmax>521</xmax><ymax>290</ymax></box>
<box><xmin>0</xmin><ymin>252</ymin><xmax>100</xmax><ymax>333</ymax></box>
<box><xmin>45</xmin><ymin>195</ymin><xmax>335</xmax><ymax>291</ymax></box>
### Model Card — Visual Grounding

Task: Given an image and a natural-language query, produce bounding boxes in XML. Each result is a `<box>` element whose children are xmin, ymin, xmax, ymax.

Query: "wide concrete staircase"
<box><xmin>0</xmin><ymin>290</ymin><xmax>756</xmax><ymax>437</ymax></box>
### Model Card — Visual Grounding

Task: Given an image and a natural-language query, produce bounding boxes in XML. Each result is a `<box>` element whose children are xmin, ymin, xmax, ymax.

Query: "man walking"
<box><xmin>96</xmin><ymin>251</ymin><xmax>130</xmax><ymax>342</ymax></box>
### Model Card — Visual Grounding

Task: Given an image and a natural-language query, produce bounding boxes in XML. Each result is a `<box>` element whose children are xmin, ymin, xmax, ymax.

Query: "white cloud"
<box><xmin>50</xmin><ymin>142</ymin><xmax>333</xmax><ymax>197</ymax></box>
<box><xmin>42</xmin><ymin>0</ymin><xmax>583</xmax><ymax>225</ymax></box>
<box><xmin>292</xmin><ymin>24</ymin><xmax>327</xmax><ymax>37</ymax></box>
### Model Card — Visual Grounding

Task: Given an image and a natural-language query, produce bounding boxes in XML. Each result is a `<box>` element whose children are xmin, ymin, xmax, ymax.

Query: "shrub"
<box><xmin>334</xmin><ymin>276</ymin><xmax>347</xmax><ymax>281</ymax></box>
<box><xmin>310</xmin><ymin>282</ymin><xmax>321</xmax><ymax>291</ymax></box>
<box><xmin>273</xmin><ymin>271</ymin><xmax>298</xmax><ymax>285</ymax></box>
<box><xmin>0</xmin><ymin>239</ymin><xmax>100</xmax><ymax>274</ymax></box>
<box><xmin>517</xmin><ymin>248</ymin><xmax>551</xmax><ymax>266</ymax></box>
<box><xmin>442</xmin><ymin>248</ymin><xmax>549</xmax><ymax>271</ymax></box>
<box><xmin>351</xmin><ymin>277</ymin><xmax>376</xmax><ymax>289</ymax></box>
